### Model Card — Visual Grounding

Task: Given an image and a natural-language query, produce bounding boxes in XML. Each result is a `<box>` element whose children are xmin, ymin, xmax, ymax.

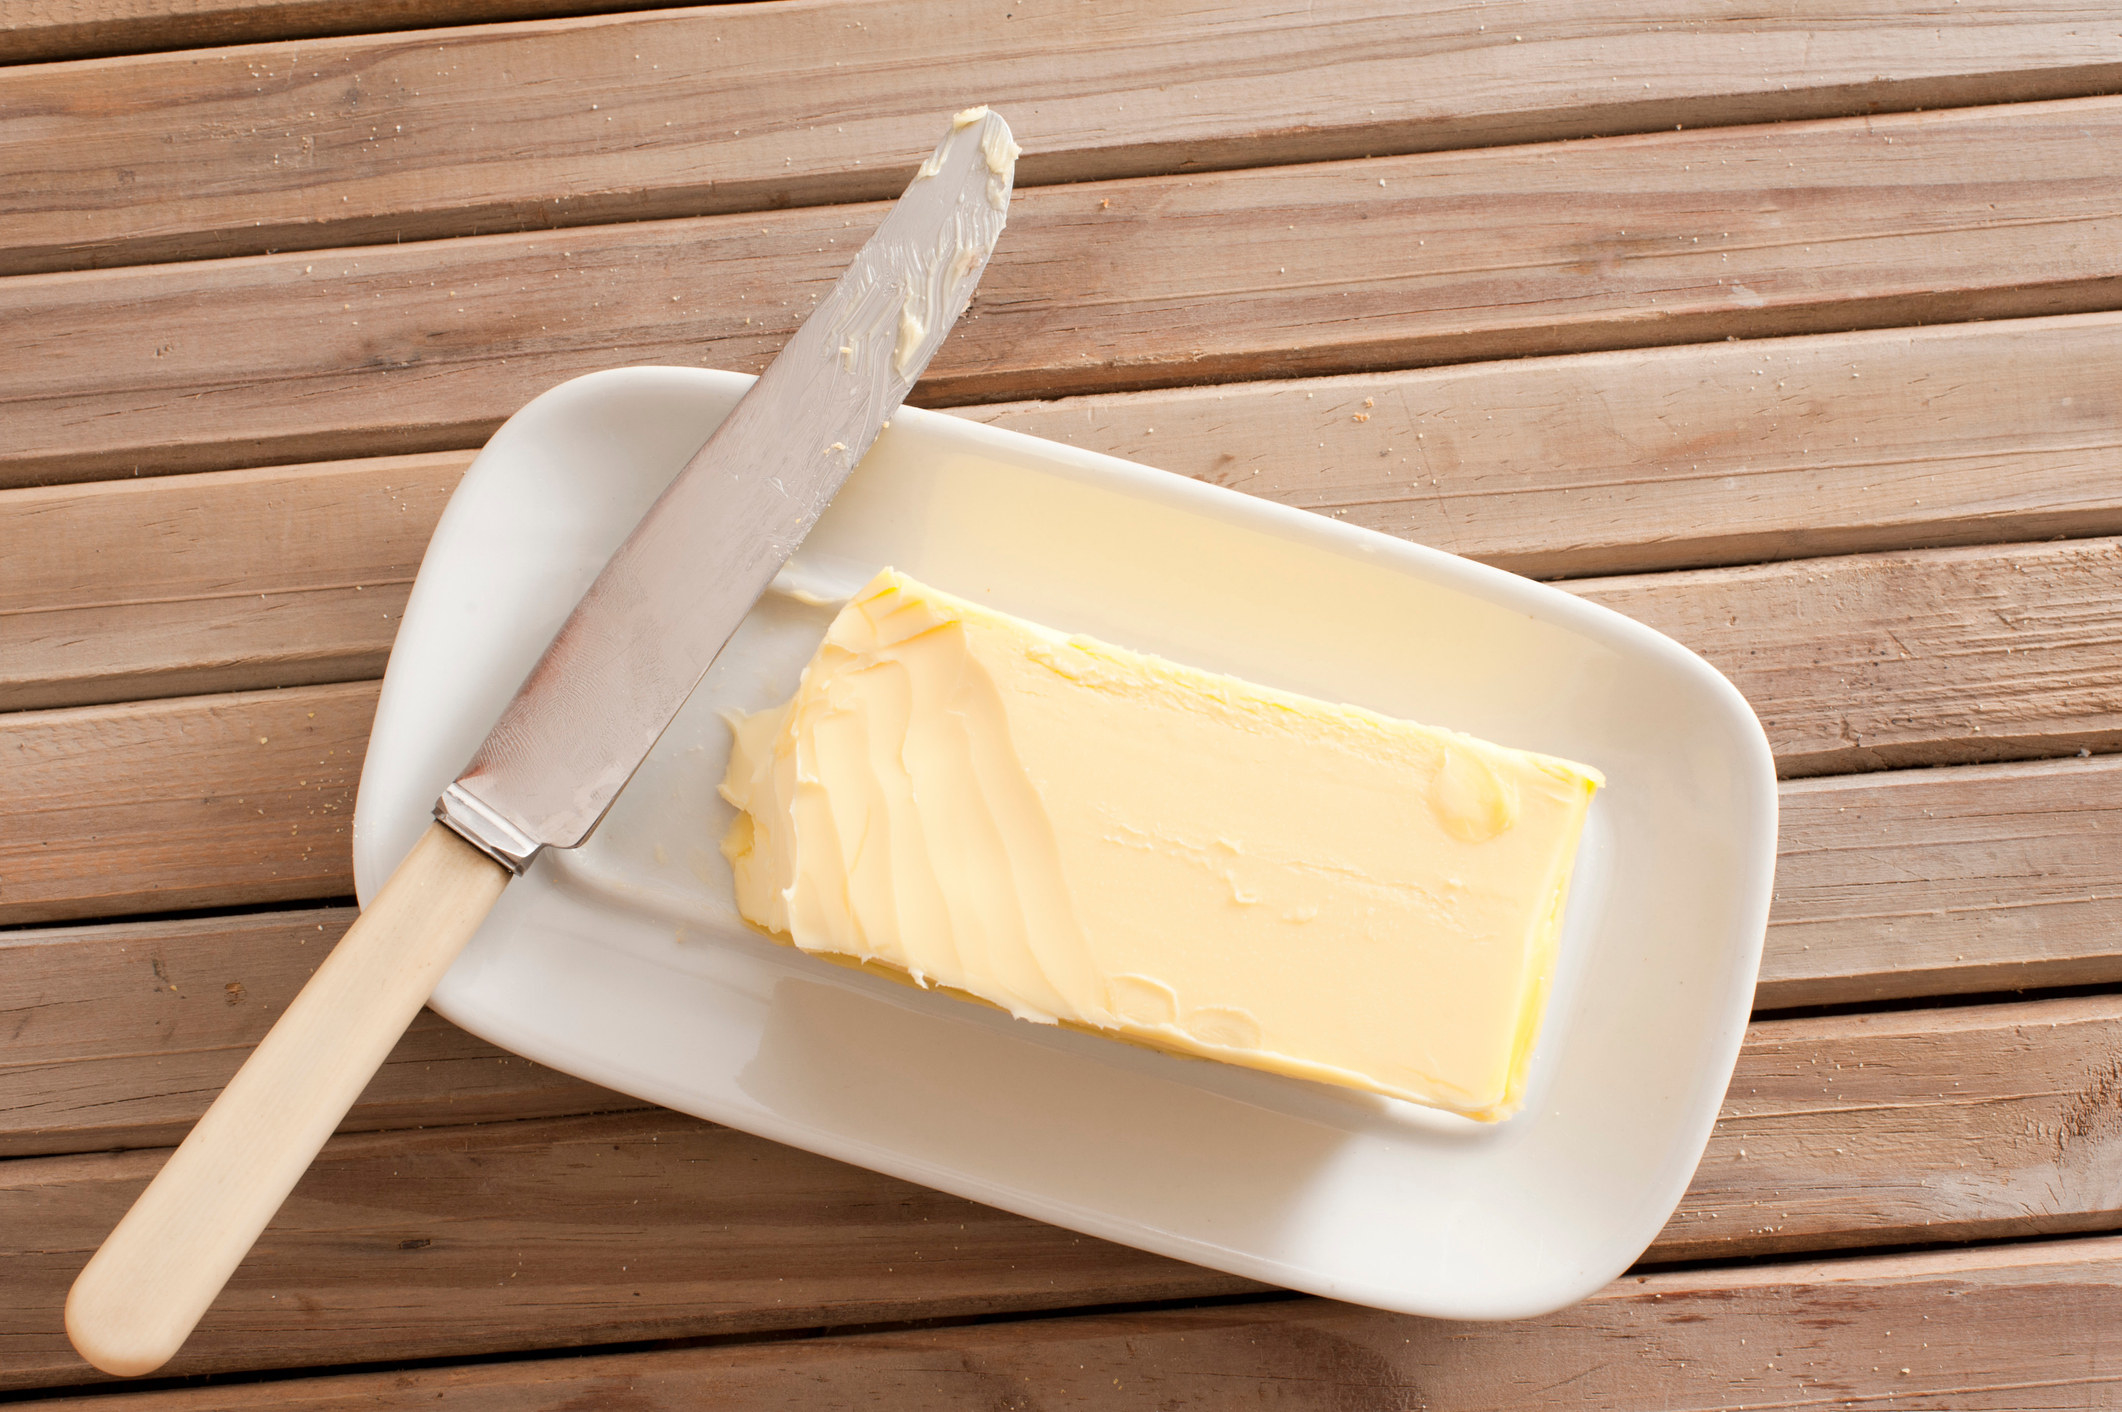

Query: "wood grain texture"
<box><xmin>972</xmin><ymin>312</ymin><xmax>2122</xmax><ymax>580</ymax></box>
<box><xmin>5</xmin><ymin>992</ymin><xmax>2120</xmax><ymax>1388</ymax></box>
<box><xmin>0</xmin><ymin>681</ymin><xmax>371</xmax><ymax>925</ymax></box>
<box><xmin>14</xmin><ymin>312</ymin><xmax>2121</xmax><ymax>712</ymax></box>
<box><xmin>0</xmin><ymin>2</ymin><xmax>689</xmax><ymax>66</ymax></box>
<box><xmin>22</xmin><ymin>1237</ymin><xmax>2122</xmax><ymax>1411</ymax></box>
<box><xmin>1575</xmin><ymin>536</ymin><xmax>2122</xmax><ymax>776</ymax></box>
<box><xmin>10</xmin><ymin>96</ymin><xmax>2122</xmax><ymax>486</ymax></box>
<box><xmin>9</xmin><ymin>1</ymin><xmax>2121</xmax><ymax>272</ymax></box>
<box><xmin>0</xmin><ymin>909</ymin><xmax>637</xmax><ymax>1159</ymax></box>
<box><xmin>1762</xmin><ymin>755</ymin><xmax>2122</xmax><ymax>1009</ymax></box>
<box><xmin>0</xmin><ymin>1110</ymin><xmax>1265</xmax><ymax>1391</ymax></box>
<box><xmin>7</xmin><ymin>3</ymin><xmax>2114</xmax><ymax>1402</ymax></box>
<box><xmin>0</xmin><ymin>452</ymin><xmax>462</xmax><ymax>711</ymax></box>
<box><xmin>1667</xmin><ymin>994</ymin><xmax>2122</xmax><ymax>1260</ymax></box>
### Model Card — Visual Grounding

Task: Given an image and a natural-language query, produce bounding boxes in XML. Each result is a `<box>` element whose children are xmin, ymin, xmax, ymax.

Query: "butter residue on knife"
<box><xmin>719</xmin><ymin>570</ymin><xmax>1602</xmax><ymax>1121</ymax></box>
<box><xmin>916</xmin><ymin>104</ymin><xmax>1021</xmax><ymax>208</ymax></box>
<box><xmin>888</xmin><ymin>108</ymin><xmax>1016</xmax><ymax>368</ymax></box>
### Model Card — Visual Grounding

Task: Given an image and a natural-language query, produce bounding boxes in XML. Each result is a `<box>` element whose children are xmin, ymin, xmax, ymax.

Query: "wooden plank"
<box><xmin>971</xmin><ymin>312</ymin><xmax>2122</xmax><ymax>580</ymax></box>
<box><xmin>1667</xmin><ymin>994</ymin><xmax>2122</xmax><ymax>1261</ymax></box>
<box><xmin>0</xmin><ymin>452</ymin><xmax>463</xmax><ymax>712</ymax></box>
<box><xmin>0</xmin><ymin>681</ymin><xmax>370</xmax><ymax>926</ymax></box>
<box><xmin>0</xmin><ymin>1</ymin><xmax>684</xmax><ymax>66</ymax></box>
<box><xmin>13</xmin><ymin>317</ymin><xmax>2119</xmax><ymax>716</ymax></box>
<box><xmin>6</xmin><ymin>989</ymin><xmax>2121</xmax><ymax>1387</ymax></box>
<box><xmin>9</xmin><ymin>97</ymin><xmax>2122</xmax><ymax>487</ymax></box>
<box><xmin>1574</xmin><ymin>536</ymin><xmax>2122</xmax><ymax>776</ymax></box>
<box><xmin>1762</xmin><ymin>755</ymin><xmax>2122</xmax><ymax>1009</ymax></box>
<box><xmin>26</xmin><ymin>1237</ymin><xmax>2122</xmax><ymax>1411</ymax></box>
<box><xmin>0</xmin><ymin>1110</ymin><xmax>1265</xmax><ymax>1391</ymax></box>
<box><xmin>0</xmin><ymin>909</ymin><xmax>637</xmax><ymax>1158</ymax></box>
<box><xmin>8</xmin><ymin>1</ymin><xmax>2122</xmax><ymax>273</ymax></box>
<box><xmin>12</xmin><ymin>751</ymin><xmax>2118</xmax><ymax>1156</ymax></box>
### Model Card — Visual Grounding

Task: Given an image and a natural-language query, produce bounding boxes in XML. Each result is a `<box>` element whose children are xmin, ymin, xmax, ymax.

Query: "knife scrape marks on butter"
<box><xmin>719</xmin><ymin>570</ymin><xmax>1602</xmax><ymax>1121</ymax></box>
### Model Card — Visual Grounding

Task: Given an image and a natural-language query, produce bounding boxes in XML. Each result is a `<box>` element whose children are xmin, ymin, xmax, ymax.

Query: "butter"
<box><xmin>720</xmin><ymin>571</ymin><xmax>1603</xmax><ymax>1120</ymax></box>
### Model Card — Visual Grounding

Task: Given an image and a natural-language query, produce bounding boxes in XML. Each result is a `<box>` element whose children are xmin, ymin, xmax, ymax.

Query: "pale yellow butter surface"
<box><xmin>720</xmin><ymin>570</ymin><xmax>1602</xmax><ymax>1120</ymax></box>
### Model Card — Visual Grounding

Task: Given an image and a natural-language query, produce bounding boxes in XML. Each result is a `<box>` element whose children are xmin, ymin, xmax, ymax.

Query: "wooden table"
<box><xmin>6</xmin><ymin>2</ymin><xmax>2121</xmax><ymax>1405</ymax></box>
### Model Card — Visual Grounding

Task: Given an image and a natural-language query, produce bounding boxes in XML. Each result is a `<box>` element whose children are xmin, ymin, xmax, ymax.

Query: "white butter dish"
<box><xmin>354</xmin><ymin>366</ymin><xmax>1776</xmax><ymax>1320</ymax></box>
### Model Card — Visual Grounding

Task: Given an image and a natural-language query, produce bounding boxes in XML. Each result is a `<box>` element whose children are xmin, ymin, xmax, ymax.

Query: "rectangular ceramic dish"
<box><xmin>353</xmin><ymin>366</ymin><xmax>1776</xmax><ymax>1319</ymax></box>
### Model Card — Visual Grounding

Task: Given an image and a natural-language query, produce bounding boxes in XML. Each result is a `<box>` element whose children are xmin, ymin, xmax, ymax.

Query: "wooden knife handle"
<box><xmin>65</xmin><ymin>821</ymin><xmax>512</xmax><ymax>1377</ymax></box>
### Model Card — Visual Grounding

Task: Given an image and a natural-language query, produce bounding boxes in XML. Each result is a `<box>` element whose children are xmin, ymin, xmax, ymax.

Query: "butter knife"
<box><xmin>67</xmin><ymin>106</ymin><xmax>1017</xmax><ymax>1378</ymax></box>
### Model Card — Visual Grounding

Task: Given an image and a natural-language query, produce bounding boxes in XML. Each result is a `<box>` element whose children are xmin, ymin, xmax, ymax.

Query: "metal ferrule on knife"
<box><xmin>435</xmin><ymin>781</ymin><xmax>545</xmax><ymax>873</ymax></box>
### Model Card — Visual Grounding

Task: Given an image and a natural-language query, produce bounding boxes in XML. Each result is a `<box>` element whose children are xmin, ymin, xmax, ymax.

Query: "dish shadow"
<box><xmin>737</xmin><ymin>974</ymin><xmax>1352</xmax><ymax>1256</ymax></box>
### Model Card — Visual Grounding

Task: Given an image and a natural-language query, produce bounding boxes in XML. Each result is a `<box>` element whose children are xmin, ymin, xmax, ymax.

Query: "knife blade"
<box><xmin>440</xmin><ymin>105</ymin><xmax>1018</xmax><ymax>870</ymax></box>
<box><xmin>67</xmin><ymin>107</ymin><xmax>1017</xmax><ymax>1379</ymax></box>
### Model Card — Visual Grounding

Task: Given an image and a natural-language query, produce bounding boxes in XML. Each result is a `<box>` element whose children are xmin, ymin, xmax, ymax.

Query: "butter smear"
<box><xmin>720</xmin><ymin>570</ymin><xmax>1603</xmax><ymax>1120</ymax></box>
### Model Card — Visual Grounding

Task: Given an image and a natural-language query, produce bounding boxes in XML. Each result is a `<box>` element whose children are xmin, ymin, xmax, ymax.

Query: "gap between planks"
<box><xmin>5</xmin><ymin>0</ymin><xmax>2121</xmax><ymax>271</ymax></box>
<box><xmin>6</xmin><ymin>987</ymin><xmax>2122</xmax><ymax>1392</ymax></box>
<box><xmin>7</xmin><ymin>96</ymin><xmax>2122</xmax><ymax>485</ymax></box>
<box><xmin>7</xmin><ymin>313</ymin><xmax>2122</xmax><ymax>713</ymax></box>
<box><xmin>14</xmin><ymin>1235</ymin><xmax>2122</xmax><ymax>1411</ymax></box>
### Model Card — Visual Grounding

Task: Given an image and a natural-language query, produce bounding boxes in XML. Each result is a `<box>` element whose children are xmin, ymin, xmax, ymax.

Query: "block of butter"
<box><xmin>719</xmin><ymin>570</ymin><xmax>1603</xmax><ymax>1121</ymax></box>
